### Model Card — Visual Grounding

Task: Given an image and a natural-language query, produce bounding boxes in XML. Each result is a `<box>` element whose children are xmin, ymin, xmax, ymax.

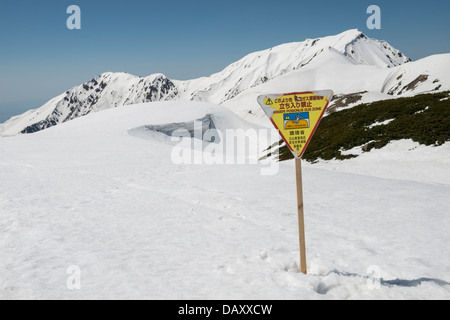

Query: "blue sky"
<box><xmin>0</xmin><ymin>0</ymin><xmax>449</xmax><ymax>110</ymax></box>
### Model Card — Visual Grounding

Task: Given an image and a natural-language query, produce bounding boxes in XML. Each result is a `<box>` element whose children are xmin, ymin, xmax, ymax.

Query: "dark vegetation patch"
<box><xmin>271</xmin><ymin>91</ymin><xmax>450</xmax><ymax>162</ymax></box>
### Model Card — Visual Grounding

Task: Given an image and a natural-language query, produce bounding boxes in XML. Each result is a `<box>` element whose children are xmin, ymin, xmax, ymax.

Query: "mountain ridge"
<box><xmin>2</xmin><ymin>29</ymin><xmax>449</xmax><ymax>136</ymax></box>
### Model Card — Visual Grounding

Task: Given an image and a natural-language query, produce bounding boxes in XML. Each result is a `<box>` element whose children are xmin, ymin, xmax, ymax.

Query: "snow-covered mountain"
<box><xmin>1</xmin><ymin>100</ymin><xmax>449</xmax><ymax>299</ymax></box>
<box><xmin>1</xmin><ymin>29</ymin><xmax>449</xmax><ymax>135</ymax></box>
<box><xmin>175</xmin><ymin>29</ymin><xmax>410</xmax><ymax>104</ymax></box>
<box><xmin>221</xmin><ymin>50</ymin><xmax>450</xmax><ymax>125</ymax></box>
<box><xmin>0</xmin><ymin>73</ymin><xmax>179</xmax><ymax>135</ymax></box>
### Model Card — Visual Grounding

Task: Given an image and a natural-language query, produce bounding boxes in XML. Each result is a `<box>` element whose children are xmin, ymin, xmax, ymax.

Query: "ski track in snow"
<box><xmin>0</xmin><ymin>102</ymin><xmax>449</xmax><ymax>299</ymax></box>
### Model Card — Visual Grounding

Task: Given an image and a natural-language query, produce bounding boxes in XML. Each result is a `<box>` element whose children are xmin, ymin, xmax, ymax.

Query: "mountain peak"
<box><xmin>333</xmin><ymin>29</ymin><xmax>410</xmax><ymax>67</ymax></box>
<box><xmin>340</xmin><ymin>28</ymin><xmax>364</xmax><ymax>37</ymax></box>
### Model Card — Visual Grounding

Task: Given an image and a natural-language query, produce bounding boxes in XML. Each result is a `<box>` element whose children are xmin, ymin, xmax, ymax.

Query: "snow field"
<box><xmin>0</xmin><ymin>102</ymin><xmax>449</xmax><ymax>299</ymax></box>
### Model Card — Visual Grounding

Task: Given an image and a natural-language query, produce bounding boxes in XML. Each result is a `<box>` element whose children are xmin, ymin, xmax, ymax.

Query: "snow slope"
<box><xmin>382</xmin><ymin>54</ymin><xmax>450</xmax><ymax>96</ymax></box>
<box><xmin>221</xmin><ymin>47</ymin><xmax>395</xmax><ymax>126</ymax></box>
<box><xmin>0</xmin><ymin>101</ymin><xmax>448</xmax><ymax>299</ymax></box>
<box><xmin>222</xmin><ymin>51</ymin><xmax>450</xmax><ymax>126</ymax></box>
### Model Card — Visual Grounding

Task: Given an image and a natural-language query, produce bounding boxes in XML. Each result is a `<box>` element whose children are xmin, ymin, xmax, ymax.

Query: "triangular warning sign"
<box><xmin>257</xmin><ymin>90</ymin><xmax>334</xmax><ymax>159</ymax></box>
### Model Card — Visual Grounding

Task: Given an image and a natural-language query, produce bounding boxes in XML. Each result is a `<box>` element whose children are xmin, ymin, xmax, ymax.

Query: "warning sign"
<box><xmin>257</xmin><ymin>90</ymin><xmax>334</xmax><ymax>159</ymax></box>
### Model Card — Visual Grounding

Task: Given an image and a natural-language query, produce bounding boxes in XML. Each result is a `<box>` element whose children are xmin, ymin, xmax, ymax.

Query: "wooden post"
<box><xmin>295</xmin><ymin>158</ymin><xmax>307</xmax><ymax>274</ymax></box>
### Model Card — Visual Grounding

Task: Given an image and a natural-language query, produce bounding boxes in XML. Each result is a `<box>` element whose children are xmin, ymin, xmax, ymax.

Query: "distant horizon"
<box><xmin>1</xmin><ymin>0</ymin><xmax>449</xmax><ymax>118</ymax></box>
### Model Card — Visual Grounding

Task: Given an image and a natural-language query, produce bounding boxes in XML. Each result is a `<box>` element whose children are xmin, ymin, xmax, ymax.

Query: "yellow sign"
<box><xmin>257</xmin><ymin>90</ymin><xmax>334</xmax><ymax>159</ymax></box>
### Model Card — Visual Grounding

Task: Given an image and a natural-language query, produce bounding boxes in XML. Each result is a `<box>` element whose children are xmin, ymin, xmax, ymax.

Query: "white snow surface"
<box><xmin>0</xmin><ymin>101</ymin><xmax>449</xmax><ymax>299</ymax></box>
<box><xmin>367</xmin><ymin>119</ymin><xmax>396</xmax><ymax>129</ymax></box>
